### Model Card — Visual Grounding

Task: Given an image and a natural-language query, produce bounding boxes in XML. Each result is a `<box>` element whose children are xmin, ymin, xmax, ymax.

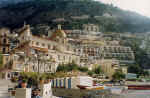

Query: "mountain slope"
<box><xmin>0</xmin><ymin>0</ymin><xmax>150</xmax><ymax>33</ymax></box>
<box><xmin>0</xmin><ymin>0</ymin><xmax>30</xmax><ymax>7</ymax></box>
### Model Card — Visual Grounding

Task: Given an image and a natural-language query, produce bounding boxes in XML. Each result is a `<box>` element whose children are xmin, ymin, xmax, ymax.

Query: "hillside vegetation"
<box><xmin>0</xmin><ymin>0</ymin><xmax>150</xmax><ymax>33</ymax></box>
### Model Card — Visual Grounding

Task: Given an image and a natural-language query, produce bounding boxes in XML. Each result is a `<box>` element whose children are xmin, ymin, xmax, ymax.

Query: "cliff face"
<box><xmin>0</xmin><ymin>0</ymin><xmax>150</xmax><ymax>33</ymax></box>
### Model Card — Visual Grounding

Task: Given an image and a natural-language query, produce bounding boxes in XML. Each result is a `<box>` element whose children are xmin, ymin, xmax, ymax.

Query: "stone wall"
<box><xmin>52</xmin><ymin>88</ymin><xmax>122</xmax><ymax>98</ymax></box>
<box><xmin>16</xmin><ymin>88</ymin><xmax>31</xmax><ymax>98</ymax></box>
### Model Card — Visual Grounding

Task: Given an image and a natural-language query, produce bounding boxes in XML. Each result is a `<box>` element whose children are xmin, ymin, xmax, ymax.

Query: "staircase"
<box><xmin>0</xmin><ymin>79</ymin><xmax>13</xmax><ymax>98</ymax></box>
<box><xmin>0</xmin><ymin>87</ymin><xmax>9</xmax><ymax>98</ymax></box>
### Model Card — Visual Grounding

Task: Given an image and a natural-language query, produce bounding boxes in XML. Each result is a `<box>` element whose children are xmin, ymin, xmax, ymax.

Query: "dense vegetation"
<box><xmin>56</xmin><ymin>63</ymin><xmax>88</xmax><ymax>72</ymax></box>
<box><xmin>121</xmin><ymin>36</ymin><xmax>150</xmax><ymax>75</ymax></box>
<box><xmin>0</xmin><ymin>0</ymin><xmax>150</xmax><ymax>33</ymax></box>
<box><xmin>56</xmin><ymin>62</ymin><xmax>103</xmax><ymax>76</ymax></box>
<box><xmin>112</xmin><ymin>70</ymin><xmax>125</xmax><ymax>81</ymax></box>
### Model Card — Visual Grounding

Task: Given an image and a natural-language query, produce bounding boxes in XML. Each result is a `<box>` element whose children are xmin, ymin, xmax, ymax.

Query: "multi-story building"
<box><xmin>0</xmin><ymin>23</ymin><xmax>135</xmax><ymax>78</ymax></box>
<box><xmin>98</xmin><ymin>59</ymin><xmax>128</xmax><ymax>78</ymax></box>
<box><xmin>100</xmin><ymin>45</ymin><xmax>135</xmax><ymax>64</ymax></box>
<box><xmin>70</xmin><ymin>39</ymin><xmax>104</xmax><ymax>65</ymax></box>
<box><xmin>8</xmin><ymin>24</ymin><xmax>80</xmax><ymax>73</ymax></box>
<box><xmin>83</xmin><ymin>24</ymin><xmax>100</xmax><ymax>32</ymax></box>
<box><xmin>69</xmin><ymin>37</ymin><xmax>134</xmax><ymax>66</ymax></box>
<box><xmin>66</xmin><ymin>30</ymin><xmax>84</xmax><ymax>39</ymax></box>
<box><xmin>102</xmin><ymin>33</ymin><xmax>121</xmax><ymax>41</ymax></box>
<box><xmin>66</xmin><ymin>24</ymin><xmax>102</xmax><ymax>39</ymax></box>
<box><xmin>67</xmin><ymin>24</ymin><xmax>135</xmax><ymax>77</ymax></box>
<box><xmin>0</xmin><ymin>28</ymin><xmax>11</xmax><ymax>54</ymax></box>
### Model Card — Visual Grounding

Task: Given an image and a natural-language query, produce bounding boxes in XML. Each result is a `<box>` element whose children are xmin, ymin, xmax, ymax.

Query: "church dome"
<box><xmin>54</xmin><ymin>29</ymin><xmax>66</xmax><ymax>38</ymax></box>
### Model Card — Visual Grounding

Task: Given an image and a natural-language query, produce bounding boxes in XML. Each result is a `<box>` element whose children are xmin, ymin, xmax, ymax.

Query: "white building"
<box><xmin>51</xmin><ymin>76</ymin><xmax>93</xmax><ymax>89</ymax></box>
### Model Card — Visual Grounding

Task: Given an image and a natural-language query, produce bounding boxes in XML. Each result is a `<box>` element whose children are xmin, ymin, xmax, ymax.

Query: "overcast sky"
<box><xmin>96</xmin><ymin>0</ymin><xmax>150</xmax><ymax>17</ymax></box>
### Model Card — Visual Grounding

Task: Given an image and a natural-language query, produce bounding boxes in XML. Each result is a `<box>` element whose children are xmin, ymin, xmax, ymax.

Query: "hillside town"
<box><xmin>0</xmin><ymin>23</ymin><xmax>135</xmax><ymax>79</ymax></box>
<box><xmin>0</xmin><ymin>23</ymin><xmax>140</xmax><ymax>98</ymax></box>
<box><xmin>1</xmin><ymin>0</ymin><xmax>150</xmax><ymax>98</ymax></box>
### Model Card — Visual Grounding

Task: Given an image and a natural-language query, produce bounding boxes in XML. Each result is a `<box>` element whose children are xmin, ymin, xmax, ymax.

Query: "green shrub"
<box><xmin>88</xmin><ymin>71</ymin><xmax>94</xmax><ymax>76</ymax></box>
<box><xmin>93</xmin><ymin>66</ymin><xmax>102</xmax><ymax>74</ymax></box>
<box><xmin>112</xmin><ymin>71</ymin><xmax>125</xmax><ymax>81</ymax></box>
<box><xmin>57</xmin><ymin>63</ymin><xmax>79</xmax><ymax>72</ymax></box>
<box><xmin>22</xmin><ymin>79</ymin><xmax>28</xmax><ymax>83</ymax></box>
<box><xmin>57</xmin><ymin>63</ymin><xmax>89</xmax><ymax>73</ymax></box>
<box><xmin>78</xmin><ymin>67</ymin><xmax>88</xmax><ymax>72</ymax></box>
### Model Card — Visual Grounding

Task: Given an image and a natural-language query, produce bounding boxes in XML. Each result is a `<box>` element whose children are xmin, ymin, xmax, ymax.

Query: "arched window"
<box><xmin>3</xmin><ymin>48</ymin><xmax>6</xmax><ymax>53</ymax></box>
<box><xmin>3</xmin><ymin>39</ymin><xmax>6</xmax><ymax>44</ymax></box>
<box><xmin>48</xmin><ymin>45</ymin><xmax>51</xmax><ymax>49</ymax></box>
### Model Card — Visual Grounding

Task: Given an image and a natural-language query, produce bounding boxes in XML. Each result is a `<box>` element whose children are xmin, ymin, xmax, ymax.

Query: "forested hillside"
<box><xmin>0</xmin><ymin>0</ymin><xmax>150</xmax><ymax>33</ymax></box>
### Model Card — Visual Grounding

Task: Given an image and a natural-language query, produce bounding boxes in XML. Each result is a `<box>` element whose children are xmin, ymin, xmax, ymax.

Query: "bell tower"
<box><xmin>18</xmin><ymin>23</ymin><xmax>31</xmax><ymax>44</ymax></box>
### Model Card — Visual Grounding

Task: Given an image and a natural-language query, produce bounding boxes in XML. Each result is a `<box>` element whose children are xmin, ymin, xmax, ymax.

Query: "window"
<box><xmin>4</xmin><ymin>34</ymin><xmax>7</xmax><ymax>37</ymax></box>
<box><xmin>36</xmin><ymin>42</ymin><xmax>39</xmax><ymax>46</ymax></box>
<box><xmin>58</xmin><ymin>55</ymin><xmax>60</xmax><ymax>60</ymax></box>
<box><xmin>86</xmin><ymin>27</ymin><xmax>88</xmax><ymax>31</ymax></box>
<box><xmin>64</xmin><ymin>56</ymin><xmax>65</xmax><ymax>60</ymax></box>
<box><xmin>32</xmin><ymin>41</ymin><xmax>34</xmax><ymax>45</ymax></box>
<box><xmin>67</xmin><ymin>46</ymin><xmax>70</xmax><ymax>51</ymax></box>
<box><xmin>3</xmin><ymin>48</ymin><xmax>6</xmax><ymax>53</ymax></box>
<box><xmin>53</xmin><ymin>46</ymin><xmax>56</xmax><ymax>50</ymax></box>
<box><xmin>91</xmin><ymin>26</ymin><xmax>93</xmax><ymax>31</ymax></box>
<box><xmin>42</xmin><ymin>43</ymin><xmax>45</xmax><ymax>47</ymax></box>
<box><xmin>48</xmin><ymin>45</ymin><xmax>51</xmax><ymax>49</ymax></box>
<box><xmin>5</xmin><ymin>57</ymin><xmax>8</xmax><ymax>61</ymax></box>
<box><xmin>95</xmin><ymin>28</ymin><xmax>97</xmax><ymax>32</ymax></box>
<box><xmin>3</xmin><ymin>39</ymin><xmax>6</xmax><ymax>44</ymax></box>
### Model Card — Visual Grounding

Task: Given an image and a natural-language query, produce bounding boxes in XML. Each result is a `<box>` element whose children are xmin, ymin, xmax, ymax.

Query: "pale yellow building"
<box><xmin>99</xmin><ymin>59</ymin><xmax>127</xmax><ymax>78</ymax></box>
<box><xmin>9</xmin><ymin>24</ymin><xmax>80</xmax><ymax>73</ymax></box>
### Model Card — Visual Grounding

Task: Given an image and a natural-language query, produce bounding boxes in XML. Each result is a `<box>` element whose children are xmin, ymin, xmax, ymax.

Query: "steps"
<box><xmin>0</xmin><ymin>79</ymin><xmax>12</xmax><ymax>98</ymax></box>
<box><xmin>0</xmin><ymin>87</ymin><xmax>9</xmax><ymax>98</ymax></box>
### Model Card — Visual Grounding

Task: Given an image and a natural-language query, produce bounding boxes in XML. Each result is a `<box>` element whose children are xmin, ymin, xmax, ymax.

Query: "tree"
<box><xmin>56</xmin><ymin>64</ymin><xmax>67</xmax><ymax>72</ymax></box>
<box><xmin>67</xmin><ymin>62</ymin><xmax>78</xmax><ymax>71</ymax></box>
<box><xmin>88</xmin><ymin>71</ymin><xmax>94</xmax><ymax>76</ymax></box>
<box><xmin>56</xmin><ymin>63</ymin><xmax>89</xmax><ymax>72</ymax></box>
<box><xmin>56</xmin><ymin>62</ymin><xmax>79</xmax><ymax>72</ymax></box>
<box><xmin>78</xmin><ymin>67</ymin><xmax>88</xmax><ymax>72</ymax></box>
<box><xmin>93</xmin><ymin>66</ymin><xmax>102</xmax><ymax>74</ymax></box>
<box><xmin>112</xmin><ymin>71</ymin><xmax>125</xmax><ymax>81</ymax></box>
<box><xmin>128</xmin><ymin>64</ymin><xmax>143</xmax><ymax>75</ymax></box>
<box><xmin>143</xmin><ymin>70</ymin><xmax>149</xmax><ymax>76</ymax></box>
<box><xmin>121</xmin><ymin>37</ymin><xmax>150</xmax><ymax>74</ymax></box>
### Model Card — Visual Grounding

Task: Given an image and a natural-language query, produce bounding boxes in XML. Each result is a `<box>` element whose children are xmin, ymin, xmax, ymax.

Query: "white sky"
<box><xmin>96</xmin><ymin>0</ymin><xmax>150</xmax><ymax>17</ymax></box>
